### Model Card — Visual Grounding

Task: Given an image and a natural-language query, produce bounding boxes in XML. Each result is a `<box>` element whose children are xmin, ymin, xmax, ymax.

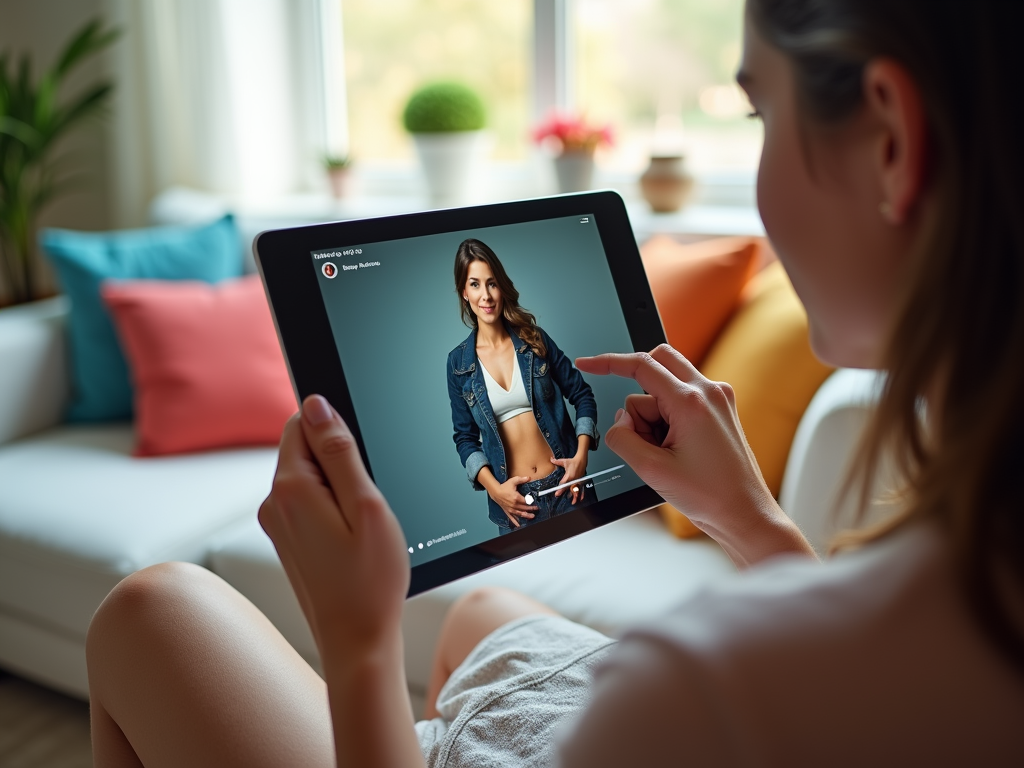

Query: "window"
<box><xmin>334</xmin><ymin>0</ymin><xmax>760</xmax><ymax>188</ymax></box>
<box><xmin>574</xmin><ymin>0</ymin><xmax>761</xmax><ymax>175</ymax></box>
<box><xmin>341</xmin><ymin>0</ymin><xmax>531</xmax><ymax>163</ymax></box>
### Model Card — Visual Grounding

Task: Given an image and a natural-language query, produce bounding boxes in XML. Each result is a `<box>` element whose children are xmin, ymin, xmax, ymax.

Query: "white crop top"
<box><xmin>480</xmin><ymin>357</ymin><xmax>532</xmax><ymax>423</ymax></box>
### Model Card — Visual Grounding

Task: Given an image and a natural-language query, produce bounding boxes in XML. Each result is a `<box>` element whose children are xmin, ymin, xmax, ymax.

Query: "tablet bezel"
<box><xmin>255</xmin><ymin>190</ymin><xmax>666</xmax><ymax>596</ymax></box>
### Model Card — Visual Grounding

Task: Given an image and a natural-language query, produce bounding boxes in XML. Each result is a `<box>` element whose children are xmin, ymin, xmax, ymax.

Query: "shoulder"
<box><xmin>561</xmin><ymin>524</ymin><xmax>1024</xmax><ymax>766</ymax></box>
<box><xmin>448</xmin><ymin>332</ymin><xmax>475</xmax><ymax>364</ymax></box>
<box><xmin>535</xmin><ymin>326</ymin><xmax>560</xmax><ymax>353</ymax></box>
<box><xmin>630</xmin><ymin>524</ymin><xmax>946</xmax><ymax>662</ymax></box>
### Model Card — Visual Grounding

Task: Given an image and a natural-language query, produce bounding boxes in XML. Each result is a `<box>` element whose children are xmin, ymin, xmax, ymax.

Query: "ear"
<box><xmin>863</xmin><ymin>58</ymin><xmax>928</xmax><ymax>224</ymax></box>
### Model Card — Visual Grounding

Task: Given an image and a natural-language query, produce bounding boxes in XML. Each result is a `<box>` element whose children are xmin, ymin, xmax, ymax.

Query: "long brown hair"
<box><xmin>454</xmin><ymin>238</ymin><xmax>547</xmax><ymax>358</ymax></box>
<box><xmin>749</xmin><ymin>0</ymin><xmax>1024</xmax><ymax>670</ymax></box>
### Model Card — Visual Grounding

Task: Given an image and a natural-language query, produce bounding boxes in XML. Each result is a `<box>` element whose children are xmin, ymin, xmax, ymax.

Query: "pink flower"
<box><xmin>532</xmin><ymin>112</ymin><xmax>614</xmax><ymax>154</ymax></box>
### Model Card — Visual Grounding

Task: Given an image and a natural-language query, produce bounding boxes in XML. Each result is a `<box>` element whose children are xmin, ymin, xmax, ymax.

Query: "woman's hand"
<box><xmin>576</xmin><ymin>345</ymin><xmax>816</xmax><ymax>567</ymax></box>
<box><xmin>486</xmin><ymin>475</ymin><xmax>539</xmax><ymax>528</ymax></box>
<box><xmin>259</xmin><ymin>395</ymin><xmax>409</xmax><ymax>656</ymax></box>
<box><xmin>551</xmin><ymin>437</ymin><xmax>590</xmax><ymax>504</ymax></box>
<box><xmin>258</xmin><ymin>395</ymin><xmax>424</xmax><ymax>768</ymax></box>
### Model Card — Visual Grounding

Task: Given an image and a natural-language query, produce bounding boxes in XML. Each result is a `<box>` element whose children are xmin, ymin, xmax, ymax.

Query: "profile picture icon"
<box><xmin>322</xmin><ymin>262</ymin><xmax>338</xmax><ymax>279</ymax></box>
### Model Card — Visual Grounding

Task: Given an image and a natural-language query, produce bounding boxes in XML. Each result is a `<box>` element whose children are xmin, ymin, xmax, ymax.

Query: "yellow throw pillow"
<box><xmin>701</xmin><ymin>260</ymin><xmax>835</xmax><ymax>498</ymax></box>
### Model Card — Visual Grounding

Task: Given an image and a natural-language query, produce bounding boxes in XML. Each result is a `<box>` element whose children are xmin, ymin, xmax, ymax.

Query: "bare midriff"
<box><xmin>498</xmin><ymin>411</ymin><xmax>557</xmax><ymax>482</ymax></box>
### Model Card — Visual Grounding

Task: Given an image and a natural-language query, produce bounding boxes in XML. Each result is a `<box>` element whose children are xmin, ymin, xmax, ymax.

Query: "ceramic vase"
<box><xmin>639</xmin><ymin>155</ymin><xmax>695</xmax><ymax>213</ymax></box>
<box><xmin>412</xmin><ymin>130</ymin><xmax>489</xmax><ymax>208</ymax></box>
<box><xmin>553</xmin><ymin>150</ymin><xmax>595</xmax><ymax>193</ymax></box>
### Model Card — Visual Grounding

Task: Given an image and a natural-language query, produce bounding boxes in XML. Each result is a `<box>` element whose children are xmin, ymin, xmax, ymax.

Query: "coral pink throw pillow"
<box><xmin>102</xmin><ymin>275</ymin><xmax>296</xmax><ymax>456</ymax></box>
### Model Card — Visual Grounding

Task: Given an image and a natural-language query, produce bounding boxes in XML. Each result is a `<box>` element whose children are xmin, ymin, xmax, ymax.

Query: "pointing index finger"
<box><xmin>576</xmin><ymin>352</ymin><xmax>685</xmax><ymax>399</ymax></box>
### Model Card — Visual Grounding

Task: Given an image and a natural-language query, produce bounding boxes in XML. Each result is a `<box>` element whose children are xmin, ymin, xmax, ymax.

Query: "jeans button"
<box><xmin>544</xmin><ymin>432</ymin><xmax>550</xmax><ymax>438</ymax></box>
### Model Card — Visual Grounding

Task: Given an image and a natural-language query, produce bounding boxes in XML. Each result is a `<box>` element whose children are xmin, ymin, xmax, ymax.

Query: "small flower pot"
<box><xmin>553</xmin><ymin>150</ymin><xmax>595</xmax><ymax>193</ymax></box>
<box><xmin>327</xmin><ymin>167</ymin><xmax>352</xmax><ymax>199</ymax></box>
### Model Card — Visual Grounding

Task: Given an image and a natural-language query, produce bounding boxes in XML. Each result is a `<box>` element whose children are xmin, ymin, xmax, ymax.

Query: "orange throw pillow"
<box><xmin>640</xmin><ymin>235</ymin><xmax>761</xmax><ymax>367</ymax></box>
<box><xmin>700</xmin><ymin>261</ymin><xmax>835</xmax><ymax>497</ymax></box>
<box><xmin>102</xmin><ymin>275</ymin><xmax>296</xmax><ymax>456</ymax></box>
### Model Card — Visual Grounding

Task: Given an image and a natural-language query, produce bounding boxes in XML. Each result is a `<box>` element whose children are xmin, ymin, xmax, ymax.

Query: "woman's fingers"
<box><xmin>647</xmin><ymin>343</ymin><xmax>701</xmax><ymax>383</ymax></box>
<box><xmin>299</xmin><ymin>395</ymin><xmax>384</xmax><ymax>536</ymax></box>
<box><xmin>576</xmin><ymin>347</ymin><xmax>693</xmax><ymax>398</ymax></box>
<box><xmin>604</xmin><ymin>408</ymin><xmax>669</xmax><ymax>478</ymax></box>
<box><xmin>548</xmin><ymin>458</ymin><xmax>569</xmax><ymax>496</ymax></box>
<box><xmin>570</xmin><ymin>484</ymin><xmax>582</xmax><ymax>504</ymax></box>
<box><xmin>622</xmin><ymin>395</ymin><xmax>665</xmax><ymax>446</ymax></box>
<box><xmin>262</xmin><ymin>415</ymin><xmax>338</xmax><ymax>534</ymax></box>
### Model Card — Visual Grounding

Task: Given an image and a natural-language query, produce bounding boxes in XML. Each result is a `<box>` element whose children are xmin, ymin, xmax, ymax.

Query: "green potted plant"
<box><xmin>0</xmin><ymin>20</ymin><xmax>118</xmax><ymax>306</ymax></box>
<box><xmin>402</xmin><ymin>81</ymin><xmax>488</xmax><ymax>207</ymax></box>
<box><xmin>322</xmin><ymin>153</ymin><xmax>352</xmax><ymax>200</ymax></box>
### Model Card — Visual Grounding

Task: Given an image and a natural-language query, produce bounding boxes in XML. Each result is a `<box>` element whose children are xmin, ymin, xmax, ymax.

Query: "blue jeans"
<box><xmin>496</xmin><ymin>466</ymin><xmax>582</xmax><ymax>535</ymax></box>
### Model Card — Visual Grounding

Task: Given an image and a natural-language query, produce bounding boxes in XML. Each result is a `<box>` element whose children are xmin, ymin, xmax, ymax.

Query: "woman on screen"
<box><xmin>446</xmin><ymin>238</ymin><xmax>599</xmax><ymax>534</ymax></box>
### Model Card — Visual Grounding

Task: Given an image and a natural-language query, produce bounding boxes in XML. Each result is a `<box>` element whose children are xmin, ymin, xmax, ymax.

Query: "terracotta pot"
<box><xmin>639</xmin><ymin>155</ymin><xmax>695</xmax><ymax>213</ymax></box>
<box><xmin>553</xmin><ymin>150</ymin><xmax>595</xmax><ymax>193</ymax></box>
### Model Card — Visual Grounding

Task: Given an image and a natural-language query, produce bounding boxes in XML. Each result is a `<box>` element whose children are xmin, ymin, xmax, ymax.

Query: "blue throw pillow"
<box><xmin>41</xmin><ymin>215</ymin><xmax>242</xmax><ymax>422</ymax></box>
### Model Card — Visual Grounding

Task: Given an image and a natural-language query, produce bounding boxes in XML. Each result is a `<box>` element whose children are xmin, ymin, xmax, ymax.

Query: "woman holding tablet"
<box><xmin>87</xmin><ymin>1</ymin><xmax>1024</xmax><ymax>765</ymax></box>
<box><xmin>447</xmin><ymin>238</ymin><xmax>599</xmax><ymax>533</ymax></box>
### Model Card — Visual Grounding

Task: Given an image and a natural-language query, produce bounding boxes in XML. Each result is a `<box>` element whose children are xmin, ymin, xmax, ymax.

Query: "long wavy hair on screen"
<box><xmin>454</xmin><ymin>238</ymin><xmax>547</xmax><ymax>358</ymax></box>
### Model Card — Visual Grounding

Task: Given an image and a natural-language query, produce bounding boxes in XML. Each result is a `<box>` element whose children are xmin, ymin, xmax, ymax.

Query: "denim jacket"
<box><xmin>447</xmin><ymin>323</ymin><xmax>599</xmax><ymax>526</ymax></box>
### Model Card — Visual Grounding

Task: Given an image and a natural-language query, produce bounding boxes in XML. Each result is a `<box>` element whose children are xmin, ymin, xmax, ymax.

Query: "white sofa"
<box><xmin>0</xmin><ymin>294</ymin><xmax>883</xmax><ymax>702</ymax></box>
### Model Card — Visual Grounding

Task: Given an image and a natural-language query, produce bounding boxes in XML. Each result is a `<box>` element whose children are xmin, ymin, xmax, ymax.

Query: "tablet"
<box><xmin>255</xmin><ymin>190</ymin><xmax>665</xmax><ymax>596</ymax></box>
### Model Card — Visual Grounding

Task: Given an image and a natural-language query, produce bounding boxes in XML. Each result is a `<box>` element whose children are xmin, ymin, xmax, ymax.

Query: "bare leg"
<box><xmin>87</xmin><ymin>562</ymin><xmax>335</xmax><ymax>768</ymax></box>
<box><xmin>423</xmin><ymin>586</ymin><xmax>558</xmax><ymax>719</ymax></box>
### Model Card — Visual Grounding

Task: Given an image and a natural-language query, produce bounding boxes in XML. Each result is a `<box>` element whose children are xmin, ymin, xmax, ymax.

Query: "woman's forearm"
<box><xmin>324</xmin><ymin>636</ymin><xmax>425</xmax><ymax>768</ymax></box>
<box><xmin>475</xmin><ymin>465</ymin><xmax>501</xmax><ymax>496</ymax></box>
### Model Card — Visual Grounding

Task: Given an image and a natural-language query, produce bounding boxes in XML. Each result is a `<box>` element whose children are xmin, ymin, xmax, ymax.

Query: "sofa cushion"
<box><xmin>0</xmin><ymin>424</ymin><xmax>276</xmax><ymax>639</ymax></box>
<box><xmin>701</xmin><ymin>262</ymin><xmax>835</xmax><ymax>497</ymax></box>
<box><xmin>40</xmin><ymin>215</ymin><xmax>242</xmax><ymax>422</ymax></box>
<box><xmin>639</xmin><ymin>235</ymin><xmax>760</xmax><ymax>367</ymax></box>
<box><xmin>102</xmin><ymin>275</ymin><xmax>296</xmax><ymax>456</ymax></box>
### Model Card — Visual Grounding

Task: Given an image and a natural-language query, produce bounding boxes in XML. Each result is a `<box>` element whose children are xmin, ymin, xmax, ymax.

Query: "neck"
<box><xmin>476</xmin><ymin>320</ymin><xmax>507</xmax><ymax>349</ymax></box>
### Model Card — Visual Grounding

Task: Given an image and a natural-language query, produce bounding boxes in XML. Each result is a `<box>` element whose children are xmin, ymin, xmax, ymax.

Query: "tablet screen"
<box><xmin>307</xmin><ymin>212</ymin><xmax>646</xmax><ymax>568</ymax></box>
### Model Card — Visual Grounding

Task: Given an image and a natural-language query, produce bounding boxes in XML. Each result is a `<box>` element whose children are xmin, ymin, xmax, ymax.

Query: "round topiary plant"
<box><xmin>402</xmin><ymin>81</ymin><xmax>486</xmax><ymax>133</ymax></box>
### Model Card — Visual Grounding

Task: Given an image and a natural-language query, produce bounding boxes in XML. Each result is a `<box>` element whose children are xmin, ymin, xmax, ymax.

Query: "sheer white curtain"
<box><xmin>107</xmin><ymin>0</ymin><xmax>347</xmax><ymax>225</ymax></box>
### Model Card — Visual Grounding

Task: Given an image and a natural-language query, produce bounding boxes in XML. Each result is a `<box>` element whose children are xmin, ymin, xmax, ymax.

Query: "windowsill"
<box><xmin>150</xmin><ymin>166</ymin><xmax>764</xmax><ymax>254</ymax></box>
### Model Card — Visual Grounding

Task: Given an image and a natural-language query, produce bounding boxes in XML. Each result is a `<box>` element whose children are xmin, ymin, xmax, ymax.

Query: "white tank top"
<box><xmin>480</xmin><ymin>356</ymin><xmax>532</xmax><ymax>423</ymax></box>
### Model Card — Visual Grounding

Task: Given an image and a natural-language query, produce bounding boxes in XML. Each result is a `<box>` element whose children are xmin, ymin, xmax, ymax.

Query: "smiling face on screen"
<box><xmin>463</xmin><ymin>260</ymin><xmax>504</xmax><ymax>328</ymax></box>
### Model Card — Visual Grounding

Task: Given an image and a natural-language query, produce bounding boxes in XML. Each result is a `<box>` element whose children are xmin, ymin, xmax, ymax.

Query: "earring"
<box><xmin>879</xmin><ymin>201</ymin><xmax>894</xmax><ymax>220</ymax></box>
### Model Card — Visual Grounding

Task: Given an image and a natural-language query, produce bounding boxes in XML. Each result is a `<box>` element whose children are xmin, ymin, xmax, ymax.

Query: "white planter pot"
<box><xmin>553</xmin><ymin>151</ymin><xmax>595</xmax><ymax>193</ymax></box>
<box><xmin>412</xmin><ymin>131</ymin><xmax>489</xmax><ymax>208</ymax></box>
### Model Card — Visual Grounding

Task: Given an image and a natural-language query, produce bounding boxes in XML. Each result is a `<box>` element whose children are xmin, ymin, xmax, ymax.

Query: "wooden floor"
<box><xmin>0</xmin><ymin>671</ymin><xmax>92</xmax><ymax>768</ymax></box>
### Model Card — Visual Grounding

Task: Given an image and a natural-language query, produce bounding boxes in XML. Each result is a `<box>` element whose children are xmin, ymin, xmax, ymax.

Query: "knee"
<box><xmin>448</xmin><ymin>586</ymin><xmax>522</xmax><ymax>620</ymax></box>
<box><xmin>87</xmin><ymin>562</ymin><xmax>217</xmax><ymax>663</ymax></box>
<box><xmin>445</xmin><ymin>585</ymin><xmax>556</xmax><ymax>634</ymax></box>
